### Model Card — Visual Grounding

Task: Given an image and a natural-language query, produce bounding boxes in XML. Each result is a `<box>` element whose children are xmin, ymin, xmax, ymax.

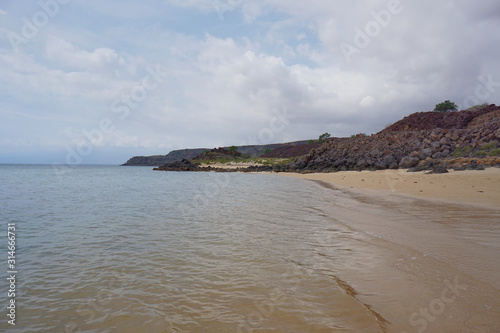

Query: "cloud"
<box><xmin>0</xmin><ymin>8</ymin><xmax>6</xmax><ymax>15</ymax></box>
<box><xmin>44</xmin><ymin>36</ymin><xmax>128</xmax><ymax>74</ymax></box>
<box><xmin>360</xmin><ymin>96</ymin><xmax>375</xmax><ymax>108</ymax></box>
<box><xmin>1</xmin><ymin>0</ymin><xmax>500</xmax><ymax>164</ymax></box>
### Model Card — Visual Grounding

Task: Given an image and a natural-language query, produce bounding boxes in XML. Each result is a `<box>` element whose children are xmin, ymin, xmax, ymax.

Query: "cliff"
<box><xmin>292</xmin><ymin>105</ymin><xmax>500</xmax><ymax>172</ymax></box>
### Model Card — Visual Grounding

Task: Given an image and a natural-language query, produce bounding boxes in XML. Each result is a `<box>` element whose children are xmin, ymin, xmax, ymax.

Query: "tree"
<box><xmin>318</xmin><ymin>132</ymin><xmax>331</xmax><ymax>143</ymax></box>
<box><xmin>434</xmin><ymin>100</ymin><xmax>458</xmax><ymax>112</ymax></box>
<box><xmin>228</xmin><ymin>145</ymin><xmax>238</xmax><ymax>152</ymax></box>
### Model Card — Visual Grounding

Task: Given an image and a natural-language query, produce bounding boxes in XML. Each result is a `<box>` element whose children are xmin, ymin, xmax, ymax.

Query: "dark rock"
<box><xmin>382</xmin><ymin>154</ymin><xmax>396</xmax><ymax>166</ymax></box>
<box><xmin>427</xmin><ymin>166</ymin><xmax>449</xmax><ymax>174</ymax></box>
<box><xmin>400</xmin><ymin>156</ymin><xmax>420</xmax><ymax>168</ymax></box>
<box><xmin>419</xmin><ymin>148</ymin><xmax>433</xmax><ymax>159</ymax></box>
<box><xmin>389</xmin><ymin>162</ymin><xmax>399</xmax><ymax>169</ymax></box>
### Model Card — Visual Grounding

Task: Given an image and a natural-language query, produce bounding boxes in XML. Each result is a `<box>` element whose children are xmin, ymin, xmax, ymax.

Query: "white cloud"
<box><xmin>360</xmin><ymin>96</ymin><xmax>375</xmax><ymax>108</ymax></box>
<box><xmin>0</xmin><ymin>8</ymin><xmax>6</xmax><ymax>15</ymax></box>
<box><xmin>45</xmin><ymin>36</ymin><xmax>129</xmax><ymax>74</ymax></box>
<box><xmin>1</xmin><ymin>0</ymin><xmax>500</xmax><ymax>164</ymax></box>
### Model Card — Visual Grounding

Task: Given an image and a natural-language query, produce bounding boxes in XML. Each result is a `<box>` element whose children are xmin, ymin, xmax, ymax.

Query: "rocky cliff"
<box><xmin>291</xmin><ymin>105</ymin><xmax>500</xmax><ymax>172</ymax></box>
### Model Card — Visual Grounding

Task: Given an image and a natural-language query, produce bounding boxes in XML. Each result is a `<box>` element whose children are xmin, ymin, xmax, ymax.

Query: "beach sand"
<box><xmin>282</xmin><ymin>167</ymin><xmax>500</xmax><ymax>208</ymax></box>
<box><xmin>280</xmin><ymin>167</ymin><xmax>500</xmax><ymax>331</ymax></box>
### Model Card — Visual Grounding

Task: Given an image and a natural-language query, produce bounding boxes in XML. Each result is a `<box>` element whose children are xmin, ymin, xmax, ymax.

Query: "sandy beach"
<box><xmin>282</xmin><ymin>167</ymin><xmax>500</xmax><ymax>209</ymax></box>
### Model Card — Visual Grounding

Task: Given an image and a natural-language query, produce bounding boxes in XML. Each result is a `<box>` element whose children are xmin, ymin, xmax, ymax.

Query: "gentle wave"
<box><xmin>1</xmin><ymin>165</ymin><xmax>499</xmax><ymax>332</ymax></box>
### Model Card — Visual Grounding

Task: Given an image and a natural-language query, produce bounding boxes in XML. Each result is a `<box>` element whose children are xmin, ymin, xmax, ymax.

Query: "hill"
<box><xmin>292</xmin><ymin>105</ymin><xmax>500</xmax><ymax>172</ymax></box>
<box><xmin>382</xmin><ymin>104</ymin><xmax>498</xmax><ymax>132</ymax></box>
<box><xmin>122</xmin><ymin>149</ymin><xmax>209</xmax><ymax>166</ymax></box>
<box><xmin>122</xmin><ymin>141</ymin><xmax>313</xmax><ymax>166</ymax></box>
<box><xmin>261</xmin><ymin>141</ymin><xmax>322</xmax><ymax>158</ymax></box>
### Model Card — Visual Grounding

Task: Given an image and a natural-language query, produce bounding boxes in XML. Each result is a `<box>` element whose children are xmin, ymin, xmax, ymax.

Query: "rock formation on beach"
<box><xmin>153</xmin><ymin>104</ymin><xmax>500</xmax><ymax>173</ymax></box>
<box><xmin>291</xmin><ymin>104</ymin><xmax>500</xmax><ymax>172</ymax></box>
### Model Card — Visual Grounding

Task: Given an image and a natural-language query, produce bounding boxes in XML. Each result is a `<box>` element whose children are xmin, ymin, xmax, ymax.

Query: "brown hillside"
<box><xmin>292</xmin><ymin>105</ymin><xmax>500</xmax><ymax>172</ymax></box>
<box><xmin>262</xmin><ymin>142</ymin><xmax>321</xmax><ymax>158</ymax></box>
<box><xmin>382</xmin><ymin>104</ymin><xmax>499</xmax><ymax>132</ymax></box>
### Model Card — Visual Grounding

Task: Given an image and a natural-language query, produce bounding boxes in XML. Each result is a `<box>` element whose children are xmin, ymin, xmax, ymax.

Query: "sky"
<box><xmin>1</xmin><ymin>0</ymin><xmax>500</xmax><ymax>165</ymax></box>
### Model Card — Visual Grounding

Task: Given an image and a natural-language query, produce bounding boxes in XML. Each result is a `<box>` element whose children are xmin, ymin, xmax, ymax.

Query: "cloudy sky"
<box><xmin>1</xmin><ymin>0</ymin><xmax>499</xmax><ymax>164</ymax></box>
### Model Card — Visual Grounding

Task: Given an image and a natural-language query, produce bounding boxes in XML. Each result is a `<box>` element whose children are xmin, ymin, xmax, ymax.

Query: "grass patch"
<box><xmin>488</xmin><ymin>148</ymin><xmax>500</xmax><ymax>156</ymax></box>
<box><xmin>479</xmin><ymin>142</ymin><xmax>497</xmax><ymax>150</ymax></box>
<box><xmin>452</xmin><ymin>146</ymin><xmax>473</xmax><ymax>157</ymax></box>
<box><xmin>465</xmin><ymin>103</ymin><xmax>488</xmax><ymax>112</ymax></box>
<box><xmin>198</xmin><ymin>157</ymin><xmax>292</xmax><ymax>166</ymax></box>
<box><xmin>475</xmin><ymin>151</ymin><xmax>487</xmax><ymax>157</ymax></box>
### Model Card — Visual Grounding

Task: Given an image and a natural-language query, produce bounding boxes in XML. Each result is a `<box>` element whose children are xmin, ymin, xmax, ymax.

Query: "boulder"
<box><xmin>400</xmin><ymin>156</ymin><xmax>419</xmax><ymax>168</ymax></box>
<box><xmin>382</xmin><ymin>154</ymin><xmax>396</xmax><ymax>167</ymax></box>
<box><xmin>418</xmin><ymin>148</ymin><xmax>432</xmax><ymax>160</ymax></box>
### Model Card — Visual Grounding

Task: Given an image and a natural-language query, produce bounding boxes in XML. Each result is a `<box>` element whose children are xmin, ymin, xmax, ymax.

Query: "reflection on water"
<box><xmin>0</xmin><ymin>165</ymin><xmax>499</xmax><ymax>332</ymax></box>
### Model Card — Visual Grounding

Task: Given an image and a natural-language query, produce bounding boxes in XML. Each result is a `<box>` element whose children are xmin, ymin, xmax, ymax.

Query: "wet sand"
<box><xmin>283</xmin><ymin>167</ymin><xmax>500</xmax><ymax>208</ymax></box>
<box><xmin>278</xmin><ymin>168</ymin><xmax>500</xmax><ymax>332</ymax></box>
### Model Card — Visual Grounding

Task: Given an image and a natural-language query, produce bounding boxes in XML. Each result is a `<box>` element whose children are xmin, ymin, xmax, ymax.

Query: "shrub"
<box><xmin>318</xmin><ymin>132</ymin><xmax>331</xmax><ymax>143</ymax></box>
<box><xmin>479</xmin><ymin>142</ymin><xmax>497</xmax><ymax>150</ymax></box>
<box><xmin>488</xmin><ymin>148</ymin><xmax>500</xmax><ymax>156</ymax></box>
<box><xmin>452</xmin><ymin>146</ymin><xmax>473</xmax><ymax>157</ymax></box>
<box><xmin>465</xmin><ymin>103</ymin><xmax>488</xmax><ymax>112</ymax></box>
<box><xmin>434</xmin><ymin>100</ymin><xmax>458</xmax><ymax>112</ymax></box>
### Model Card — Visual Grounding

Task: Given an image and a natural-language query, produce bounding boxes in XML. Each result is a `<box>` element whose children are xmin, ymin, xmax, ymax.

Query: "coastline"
<box><xmin>279</xmin><ymin>167</ymin><xmax>500</xmax><ymax>209</ymax></box>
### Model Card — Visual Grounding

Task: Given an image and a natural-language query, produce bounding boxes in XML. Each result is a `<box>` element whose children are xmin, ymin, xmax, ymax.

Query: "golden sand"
<box><xmin>282</xmin><ymin>168</ymin><xmax>500</xmax><ymax>208</ymax></box>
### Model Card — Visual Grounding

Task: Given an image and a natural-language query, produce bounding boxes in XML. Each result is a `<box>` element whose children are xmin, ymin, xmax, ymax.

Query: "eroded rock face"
<box><xmin>154</xmin><ymin>106</ymin><xmax>500</xmax><ymax>173</ymax></box>
<box><xmin>290</xmin><ymin>105</ymin><xmax>500</xmax><ymax>172</ymax></box>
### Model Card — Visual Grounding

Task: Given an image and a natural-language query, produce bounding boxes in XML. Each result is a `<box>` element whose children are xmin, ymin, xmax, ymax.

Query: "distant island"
<box><xmin>126</xmin><ymin>104</ymin><xmax>500</xmax><ymax>173</ymax></box>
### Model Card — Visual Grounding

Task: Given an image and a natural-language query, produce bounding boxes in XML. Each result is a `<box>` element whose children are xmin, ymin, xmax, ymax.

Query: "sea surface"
<box><xmin>1</xmin><ymin>164</ymin><xmax>499</xmax><ymax>332</ymax></box>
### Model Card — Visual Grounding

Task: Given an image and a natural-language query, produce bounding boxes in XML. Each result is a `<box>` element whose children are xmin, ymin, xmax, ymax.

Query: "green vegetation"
<box><xmin>452</xmin><ymin>146</ymin><xmax>473</xmax><ymax>157</ymax></box>
<box><xmin>476</xmin><ymin>142</ymin><xmax>499</xmax><ymax>156</ymax></box>
<box><xmin>434</xmin><ymin>100</ymin><xmax>458</xmax><ymax>112</ymax></box>
<box><xmin>318</xmin><ymin>132</ymin><xmax>331</xmax><ymax>143</ymax></box>
<box><xmin>228</xmin><ymin>145</ymin><xmax>238</xmax><ymax>152</ymax></box>
<box><xmin>487</xmin><ymin>148</ymin><xmax>500</xmax><ymax>156</ymax></box>
<box><xmin>479</xmin><ymin>142</ymin><xmax>497</xmax><ymax>150</ymax></box>
<box><xmin>262</xmin><ymin>148</ymin><xmax>271</xmax><ymax>155</ymax></box>
<box><xmin>307</xmin><ymin>139</ymin><xmax>316</xmax><ymax>144</ymax></box>
<box><xmin>455</xmin><ymin>142</ymin><xmax>499</xmax><ymax>158</ymax></box>
<box><xmin>465</xmin><ymin>103</ymin><xmax>488</xmax><ymax>112</ymax></box>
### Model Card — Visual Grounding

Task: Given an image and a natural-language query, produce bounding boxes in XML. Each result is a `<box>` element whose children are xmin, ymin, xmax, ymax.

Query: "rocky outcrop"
<box><xmin>383</xmin><ymin>104</ymin><xmax>499</xmax><ymax>132</ymax></box>
<box><xmin>153</xmin><ymin>105</ymin><xmax>500</xmax><ymax>173</ymax></box>
<box><xmin>290</xmin><ymin>105</ymin><xmax>500</xmax><ymax>172</ymax></box>
<box><xmin>261</xmin><ymin>142</ymin><xmax>321</xmax><ymax>158</ymax></box>
<box><xmin>192</xmin><ymin>147</ymin><xmax>249</xmax><ymax>161</ymax></box>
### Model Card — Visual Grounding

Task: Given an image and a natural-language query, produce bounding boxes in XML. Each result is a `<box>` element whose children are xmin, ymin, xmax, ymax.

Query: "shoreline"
<box><xmin>278</xmin><ymin>167</ymin><xmax>500</xmax><ymax>209</ymax></box>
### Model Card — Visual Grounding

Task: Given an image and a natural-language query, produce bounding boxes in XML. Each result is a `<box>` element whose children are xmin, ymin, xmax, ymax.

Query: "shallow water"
<box><xmin>1</xmin><ymin>165</ymin><xmax>499</xmax><ymax>332</ymax></box>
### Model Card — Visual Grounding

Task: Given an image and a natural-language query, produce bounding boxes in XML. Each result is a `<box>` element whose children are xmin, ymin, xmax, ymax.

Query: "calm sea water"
<box><xmin>1</xmin><ymin>165</ymin><xmax>500</xmax><ymax>332</ymax></box>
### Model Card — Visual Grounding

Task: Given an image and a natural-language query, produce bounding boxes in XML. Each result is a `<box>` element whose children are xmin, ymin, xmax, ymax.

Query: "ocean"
<box><xmin>1</xmin><ymin>165</ymin><xmax>499</xmax><ymax>332</ymax></box>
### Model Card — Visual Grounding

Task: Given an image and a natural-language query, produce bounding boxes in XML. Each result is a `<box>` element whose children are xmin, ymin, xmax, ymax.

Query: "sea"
<box><xmin>1</xmin><ymin>164</ymin><xmax>499</xmax><ymax>332</ymax></box>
